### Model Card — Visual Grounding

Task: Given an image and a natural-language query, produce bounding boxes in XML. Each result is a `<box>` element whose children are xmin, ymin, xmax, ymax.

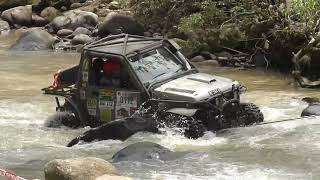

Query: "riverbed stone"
<box><xmin>44</xmin><ymin>157</ymin><xmax>120</xmax><ymax>180</ymax></box>
<box><xmin>0</xmin><ymin>18</ymin><xmax>9</xmax><ymax>31</ymax></box>
<box><xmin>71</xmin><ymin>26</ymin><xmax>92</xmax><ymax>36</ymax></box>
<box><xmin>301</xmin><ymin>97</ymin><xmax>320</xmax><ymax>117</ymax></box>
<box><xmin>108</xmin><ymin>1</ymin><xmax>120</xmax><ymax>10</ymax></box>
<box><xmin>40</xmin><ymin>7</ymin><xmax>59</xmax><ymax>22</ymax></box>
<box><xmin>10</xmin><ymin>28</ymin><xmax>56</xmax><ymax>51</ymax></box>
<box><xmin>71</xmin><ymin>34</ymin><xmax>93</xmax><ymax>45</ymax></box>
<box><xmin>189</xmin><ymin>55</ymin><xmax>206</xmax><ymax>62</ymax></box>
<box><xmin>70</xmin><ymin>2</ymin><xmax>83</xmax><ymax>9</ymax></box>
<box><xmin>1</xmin><ymin>5</ymin><xmax>32</xmax><ymax>26</ymax></box>
<box><xmin>32</xmin><ymin>13</ymin><xmax>49</xmax><ymax>26</ymax></box>
<box><xmin>98</xmin><ymin>12</ymin><xmax>144</xmax><ymax>37</ymax></box>
<box><xmin>95</xmin><ymin>175</ymin><xmax>132</xmax><ymax>180</ymax></box>
<box><xmin>50</xmin><ymin>10</ymin><xmax>98</xmax><ymax>32</ymax></box>
<box><xmin>112</xmin><ymin>142</ymin><xmax>187</xmax><ymax>162</ymax></box>
<box><xmin>57</xmin><ymin>28</ymin><xmax>74</xmax><ymax>37</ymax></box>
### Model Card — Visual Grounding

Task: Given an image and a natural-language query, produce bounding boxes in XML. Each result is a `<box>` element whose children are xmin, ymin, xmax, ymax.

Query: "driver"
<box><xmin>100</xmin><ymin>58</ymin><xmax>122</xmax><ymax>87</ymax></box>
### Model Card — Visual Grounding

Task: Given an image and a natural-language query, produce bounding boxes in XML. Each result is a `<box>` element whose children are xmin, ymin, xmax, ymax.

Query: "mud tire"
<box><xmin>240</xmin><ymin>103</ymin><xmax>264</xmax><ymax>125</ymax></box>
<box><xmin>44</xmin><ymin>111</ymin><xmax>80</xmax><ymax>128</ymax></box>
<box><xmin>159</xmin><ymin>112</ymin><xmax>206</xmax><ymax>139</ymax></box>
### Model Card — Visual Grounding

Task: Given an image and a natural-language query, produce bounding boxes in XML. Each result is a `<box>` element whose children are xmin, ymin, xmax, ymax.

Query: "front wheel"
<box><xmin>44</xmin><ymin>111</ymin><xmax>80</xmax><ymax>128</ymax></box>
<box><xmin>240</xmin><ymin>103</ymin><xmax>264</xmax><ymax>125</ymax></box>
<box><xmin>158</xmin><ymin>112</ymin><xmax>206</xmax><ymax>139</ymax></box>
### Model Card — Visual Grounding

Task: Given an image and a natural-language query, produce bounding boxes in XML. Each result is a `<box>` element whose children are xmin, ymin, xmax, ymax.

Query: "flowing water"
<box><xmin>1</xmin><ymin>32</ymin><xmax>320</xmax><ymax>180</ymax></box>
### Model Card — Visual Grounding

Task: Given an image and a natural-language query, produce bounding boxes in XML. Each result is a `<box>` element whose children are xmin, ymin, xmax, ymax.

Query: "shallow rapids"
<box><xmin>0</xmin><ymin>33</ymin><xmax>320</xmax><ymax>179</ymax></box>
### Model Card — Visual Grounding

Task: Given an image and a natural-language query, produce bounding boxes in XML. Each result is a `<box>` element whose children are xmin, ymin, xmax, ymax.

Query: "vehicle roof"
<box><xmin>84</xmin><ymin>34</ymin><xmax>164</xmax><ymax>56</ymax></box>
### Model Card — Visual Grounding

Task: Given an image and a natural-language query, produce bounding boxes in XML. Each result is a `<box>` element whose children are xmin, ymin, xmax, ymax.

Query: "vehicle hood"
<box><xmin>153</xmin><ymin>73</ymin><xmax>240</xmax><ymax>102</ymax></box>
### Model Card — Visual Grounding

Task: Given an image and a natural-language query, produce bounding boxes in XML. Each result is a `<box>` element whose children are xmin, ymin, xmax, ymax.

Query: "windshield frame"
<box><xmin>127</xmin><ymin>46</ymin><xmax>190</xmax><ymax>87</ymax></box>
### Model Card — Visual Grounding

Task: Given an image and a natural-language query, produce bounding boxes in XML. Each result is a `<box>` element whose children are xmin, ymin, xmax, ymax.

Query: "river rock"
<box><xmin>71</xmin><ymin>34</ymin><xmax>93</xmax><ymax>45</ymax></box>
<box><xmin>108</xmin><ymin>1</ymin><xmax>120</xmax><ymax>10</ymax></box>
<box><xmin>50</xmin><ymin>10</ymin><xmax>98</xmax><ymax>32</ymax></box>
<box><xmin>0</xmin><ymin>18</ymin><xmax>9</xmax><ymax>31</ymax></box>
<box><xmin>112</xmin><ymin>142</ymin><xmax>186</xmax><ymax>162</ymax></box>
<box><xmin>57</xmin><ymin>28</ymin><xmax>74</xmax><ymax>37</ymax></box>
<box><xmin>71</xmin><ymin>26</ymin><xmax>92</xmax><ymax>36</ymax></box>
<box><xmin>40</xmin><ymin>7</ymin><xmax>59</xmax><ymax>22</ymax></box>
<box><xmin>32</xmin><ymin>13</ymin><xmax>49</xmax><ymax>26</ymax></box>
<box><xmin>1</xmin><ymin>5</ymin><xmax>32</xmax><ymax>26</ymax></box>
<box><xmin>44</xmin><ymin>157</ymin><xmax>119</xmax><ymax>180</ymax></box>
<box><xmin>98</xmin><ymin>12</ymin><xmax>144</xmax><ymax>38</ymax></box>
<box><xmin>67</xmin><ymin>114</ymin><xmax>158</xmax><ymax>147</ymax></box>
<box><xmin>301</xmin><ymin>97</ymin><xmax>320</xmax><ymax>117</ymax></box>
<box><xmin>70</xmin><ymin>2</ymin><xmax>83</xmax><ymax>9</ymax></box>
<box><xmin>95</xmin><ymin>175</ymin><xmax>132</xmax><ymax>180</ymax></box>
<box><xmin>189</xmin><ymin>55</ymin><xmax>205</xmax><ymax>62</ymax></box>
<box><xmin>10</xmin><ymin>28</ymin><xmax>56</xmax><ymax>51</ymax></box>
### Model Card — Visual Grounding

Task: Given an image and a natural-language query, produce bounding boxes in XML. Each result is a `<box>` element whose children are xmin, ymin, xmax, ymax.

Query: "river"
<box><xmin>0</xmin><ymin>32</ymin><xmax>320</xmax><ymax>180</ymax></box>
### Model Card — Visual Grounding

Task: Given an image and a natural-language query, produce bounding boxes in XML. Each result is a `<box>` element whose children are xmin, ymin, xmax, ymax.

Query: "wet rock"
<box><xmin>1</xmin><ymin>5</ymin><xmax>32</xmax><ymax>26</ymax></box>
<box><xmin>44</xmin><ymin>157</ymin><xmax>119</xmax><ymax>180</ymax></box>
<box><xmin>57</xmin><ymin>28</ymin><xmax>74</xmax><ymax>37</ymax></box>
<box><xmin>200</xmin><ymin>51</ymin><xmax>217</xmax><ymax>60</ymax></box>
<box><xmin>301</xmin><ymin>97</ymin><xmax>320</xmax><ymax>117</ymax></box>
<box><xmin>0</xmin><ymin>18</ymin><xmax>9</xmax><ymax>31</ymax></box>
<box><xmin>98</xmin><ymin>12</ymin><xmax>144</xmax><ymax>37</ymax></box>
<box><xmin>40</xmin><ymin>7</ymin><xmax>59</xmax><ymax>22</ymax></box>
<box><xmin>50</xmin><ymin>10</ymin><xmax>98</xmax><ymax>32</ymax></box>
<box><xmin>32</xmin><ymin>13</ymin><xmax>49</xmax><ymax>26</ymax></box>
<box><xmin>67</xmin><ymin>114</ymin><xmax>158</xmax><ymax>147</ymax></box>
<box><xmin>95</xmin><ymin>174</ymin><xmax>132</xmax><ymax>180</ymax></box>
<box><xmin>71</xmin><ymin>34</ymin><xmax>93</xmax><ymax>45</ymax></box>
<box><xmin>108</xmin><ymin>1</ymin><xmax>120</xmax><ymax>10</ymax></box>
<box><xmin>10</xmin><ymin>28</ymin><xmax>56</xmax><ymax>51</ymax></box>
<box><xmin>44</xmin><ymin>111</ymin><xmax>79</xmax><ymax>128</ymax></box>
<box><xmin>112</xmin><ymin>142</ymin><xmax>186</xmax><ymax>162</ymax></box>
<box><xmin>71</xmin><ymin>26</ymin><xmax>92</xmax><ymax>36</ymax></box>
<box><xmin>189</xmin><ymin>55</ymin><xmax>206</xmax><ymax>62</ymax></box>
<box><xmin>198</xmin><ymin>60</ymin><xmax>220</xmax><ymax>67</ymax></box>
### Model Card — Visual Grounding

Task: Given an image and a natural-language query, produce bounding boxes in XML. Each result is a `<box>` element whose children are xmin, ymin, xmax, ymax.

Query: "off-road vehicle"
<box><xmin>42</xmin><ymin>34</ymin><xmax>263</xmax><ymax>138</ymax></box>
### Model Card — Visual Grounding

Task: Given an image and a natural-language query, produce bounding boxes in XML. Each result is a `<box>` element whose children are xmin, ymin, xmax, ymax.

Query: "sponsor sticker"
<box><xmin>87</xmin><ymin>98</ymin><xmax>97</xmax><ymax>116</ymax></box>
<box><xmin>100</xmin><ymin>108</ymin><xmax>113</xmax><ymax>122</ymax></box>
<box><xmin>115</xmin><ymin>91</ymin><xmax>139</xmax><ymax>119</ymax></box>
<box><xmin>99</xmin><ymin>89</ymin><xmax>115</xmax><ymax>108</ymax></box>
<box><xmin>116</xmin><ymin>91</ymin><xmax>138</xmax><ymax>107</ymax></box>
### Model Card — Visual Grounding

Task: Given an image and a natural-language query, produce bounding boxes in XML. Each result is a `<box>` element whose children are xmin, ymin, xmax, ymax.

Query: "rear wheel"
<box><xmin>44</xmin><ymin>111</ymin><xmax>80</xmax><ymax>128</ymax></box>
<box><xmin>240</xmin><ymin>103</ymin><xmax>264</xmax><ymax>125</ymax></box>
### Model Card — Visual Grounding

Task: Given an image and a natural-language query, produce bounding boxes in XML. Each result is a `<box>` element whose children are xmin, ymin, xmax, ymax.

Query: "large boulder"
<box><xmin>50</xmin><ymin>10</ymin><xmax>98</xmax><ymax>32</ymax></box>
<box><xmin>40</xmin><ymin>7</ymin><xmax>59</xmax><ymax>22</ymax></box>
<box><xmin>44</xmin><ymin>157</ymin><xmax>119</xmax><ymax>180</ymax></box>
<box><xmin>10</xmin><ymin>28</ymin><xmax>56</xmax><ymax>51</ymax></box>
<box><xmin>98</xmin><ymin>12</ymin><xmax>144</xmax><ymax>38</ymax></box>
<box><xmin>112</xmin><ymin>142</ymin><xmax>186</xmax><ymax>162</ymax></box>
<box><xmin>67</xmin><ymin>114</ymin><xmax>158</xmax><ymax>147</ymax></box>
<box><xmin>0</xmin><ymin>18</ymin><xmax>9</xmax><ymax>31</ymax></box>
<box><xmin>1</xmin><ymin>5</ymin><xmax>32</xmax><ymax>26</ymax></box>
<box><xmin>301</xmin><ymin>97</ymin><xmax>320</xmax><ymax>117</ymax></box>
